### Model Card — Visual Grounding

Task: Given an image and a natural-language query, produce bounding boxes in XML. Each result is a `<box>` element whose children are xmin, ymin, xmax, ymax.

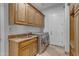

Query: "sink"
<box><xmin>14</xmin><ymin>34</ymin><xmax>34</xmax><ymax>39</ymax></box>
<box><xmin>26</xmin><ymin>35</ymin><xmax>33</xmax><ymax>38</ymax></box>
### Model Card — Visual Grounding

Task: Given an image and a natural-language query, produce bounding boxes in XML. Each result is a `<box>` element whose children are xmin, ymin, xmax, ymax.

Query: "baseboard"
<box><xmin>49</xmin><ymin>44</ymin><xmax>65</xmax><ymax>48</ymax></box>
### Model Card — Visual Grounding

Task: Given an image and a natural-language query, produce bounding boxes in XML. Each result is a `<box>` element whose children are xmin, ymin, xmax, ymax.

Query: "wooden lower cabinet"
<box><xmin>9</xmin><ymin>37</ymin><xmax>38</xmax><ymax>56</ymax></box>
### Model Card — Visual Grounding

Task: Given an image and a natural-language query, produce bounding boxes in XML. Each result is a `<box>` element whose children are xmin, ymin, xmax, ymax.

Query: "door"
<box><xmin>74</xmin><ymin>11</ymin><xmax>79</xmax><ymax>55</ymax></box>
<box><xmin>15</xmin><ymin>3</ymin><xmax>26</xmax><ymax>24</ymax></box>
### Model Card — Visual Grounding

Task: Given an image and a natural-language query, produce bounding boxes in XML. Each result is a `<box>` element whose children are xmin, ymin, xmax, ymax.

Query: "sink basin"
<box><xmin>16</xmin><ymin>34</ymin><xmax>33</xmax><ymax>38</ymax></box>
<box><xmin>25</xmin><ymin>35</ymin><xmax>33</xmax><ymax>38</ymax></box>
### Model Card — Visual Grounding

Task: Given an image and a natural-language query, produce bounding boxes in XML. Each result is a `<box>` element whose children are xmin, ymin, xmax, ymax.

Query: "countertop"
<box><xmin>9</xmin><ymin>35</ymin><xmax>37</xmax><ymax>43</ymax></box>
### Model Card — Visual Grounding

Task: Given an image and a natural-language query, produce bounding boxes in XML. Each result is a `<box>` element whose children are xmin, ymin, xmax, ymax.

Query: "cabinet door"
<box><xmin>40</xmin><ymin>14</ymin><xmax>44</xmax><ymax>27</ymax></box>
<box><xmin>74</xmin><ymin>11</ymin><xmax>79</xmax><ymax>56</ymax></box>
<box><xmin>70</xmin><ymin>14</ymin><xmax>74</xmax><ymax>56</ymax></box>
<box><xmin>29</xmin><ymin>43</ymin><xmax>33</xmax><ymax>56</ymax></box>
<box><xmin>70</xmin><ymin>14</ymin><xmax>74</xmax><ymax>43</ymax></box>
<box><xmin>28</xmin><ymin>5</ymin><xmax>35</xmax><ymax>25</ymax></box>
<box><xmin>32</xmin><ymin>38</ymin><xmax>38</xmax><ymax>56</ymax></box>
<box><xmin>15</xmin><ymin>3</ymin><xmax>26</xmax><ymax>24</ymax></box>
<box><xmin>35</xmin><ymin>11</ymin><xmax>44</xmax><ymax>27</ymax></box>
<box><xmin>25</xmin><ymin>4</ymin><xmax>29</xmax><ymax>24</ymax></box>
<box><xmin>19</xmin><ymin>45</ymin><xmax>30</xmax><ymax>56</ymax></box>
<box><xmin>35</xmin><ymin>12</ymin><xmax>42</xmax><ymax>27</ymax></box>
<box><xmin>29</xmin><ymin>39</ymin><xmax>38</xmax><ymax>56</ymax></box>
<box><xmin>32</xmin><ymin>41</ymin><xmax>37</xmax><ymax>55</ymax></box>
<box><xmin>9</xmin><ymin>3</ymin><xmax>14</xmax><ymax>25</ymax></box>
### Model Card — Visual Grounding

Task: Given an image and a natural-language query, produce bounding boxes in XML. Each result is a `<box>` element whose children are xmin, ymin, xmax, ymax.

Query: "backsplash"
<box><xmin>9</xmin><ymin>25</ymin><xmax>43</xmax><ymax>35</ymax></box>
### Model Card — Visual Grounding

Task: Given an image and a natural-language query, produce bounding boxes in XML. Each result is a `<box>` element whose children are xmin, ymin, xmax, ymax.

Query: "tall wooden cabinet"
<box><xmin>70</xmin><ymin>3</ymin><xmax>79</xmax><ymax>56</ymax></box>
<box><xmin>74</xmin><ymin>11</ymin><xmax>79</xmax><ymax>56</ymax></box>
<box><xmin>74</xmin><ymin>4</ymin><xmax>79</xmax><ymax>55</ymax></box>
<box><xmin>9</xmin><ymin>3</ymin><xmax>44</xmax><ymax>27</ymax></box>
<box><xmin>70</xmin><ymin>3</ymin><xmax>75</xmax><ymax>56</ymax></box>
<box><xmin>16</xmin><ymin>3</ymin><xmax>27</xmax><ymax>24</ymax></box>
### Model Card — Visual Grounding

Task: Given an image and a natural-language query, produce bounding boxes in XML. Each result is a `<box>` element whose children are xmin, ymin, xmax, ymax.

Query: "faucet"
<box><xmin>27</xmin><ymin>32</ymin><xmax>32</xmax><ymax>37</ymax></box>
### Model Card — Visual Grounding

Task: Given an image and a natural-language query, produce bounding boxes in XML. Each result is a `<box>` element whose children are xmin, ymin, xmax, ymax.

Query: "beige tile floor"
<box><xmin>37</xmin><ymin>45</ymin><xmax>66</xmax><ymax>56</ymax></box>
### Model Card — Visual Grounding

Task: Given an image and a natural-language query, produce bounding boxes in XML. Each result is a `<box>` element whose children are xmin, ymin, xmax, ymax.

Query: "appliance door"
<box><xmin>38</xmin><ymin>36</ymin><xmax>45</xmax><ymax>54</ymax></box>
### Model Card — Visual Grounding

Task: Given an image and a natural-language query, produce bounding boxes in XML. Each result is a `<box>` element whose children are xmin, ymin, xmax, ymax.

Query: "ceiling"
<box><xmin>32</xmin><ymin>3</ymin><xmax>65</xmax><ymax>11</ymax></box>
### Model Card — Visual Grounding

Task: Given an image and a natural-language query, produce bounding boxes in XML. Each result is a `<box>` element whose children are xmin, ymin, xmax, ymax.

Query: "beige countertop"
<box><xmin>9</xmin><ymin>35</ymin><xmax>37</xmax><ymax>43</ymax></box>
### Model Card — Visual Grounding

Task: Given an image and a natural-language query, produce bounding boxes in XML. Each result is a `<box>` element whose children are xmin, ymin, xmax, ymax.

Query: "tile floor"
<box><xmin>37</xmin><ymin>45</ymin><xmax>66</xmax><ymax>56</ymax></box>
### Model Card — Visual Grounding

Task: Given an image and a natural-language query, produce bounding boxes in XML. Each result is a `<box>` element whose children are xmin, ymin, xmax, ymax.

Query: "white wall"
<box><xmin>42</xmin><ymin>4</ymin><xmax>65</xmax><ymax>47</ymax></box>
<box><xmin>64</xmin><ymin>4</ymin><xmax>70</xmax><ymax>53</ymax></box>
<box><xmin>0</xmin><ymin>3</ymin><xmax>9</xmax><ymax>56</ymax></box>
<box><xmin>0</xmin><ymin>3</ymin><xmax>1</xmax><ymax>55</ymax></box>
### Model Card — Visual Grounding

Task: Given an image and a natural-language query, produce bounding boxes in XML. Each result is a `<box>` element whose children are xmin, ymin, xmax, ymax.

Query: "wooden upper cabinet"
<box><xmin>9</xmin><ymin>3</ymin><xmax>44</xmax><ymax>27</ymax></box>
<box><xmin>25</xmin><ymin>4</ymin><xmax>29</xmax><ymax>24</ymax></box>
<box><xmin>15</xmin><ymin>3</ymin><xmax>26</xmax><ymax>24</ymax></box>
<box><xmin>35</xmin><ymin>11</ymin><xmax>44</xmax><ymax>27</ymax></box>
<box><xmin>35</xmin><ymin>12</ymin><xmax>40</xmax><ymax>26</ymax></box>
<box><xmin>28</xmin><ymin>5</ymin><xmax>35</xmax><ymax>25</ymax></box>
<box><xmin>9</xmin><ymin>3</ymin><xmax>15</xmax><ymax>25</ymax></box>
<box><xmin>9</xmin><ymin>3</ymin><xmax>26</xmax><ymax>25</ymax></box>
<box><xmin>40</xmin><ymin>14</ymin><xmax>44</xmax><ymax>27</ymax></box>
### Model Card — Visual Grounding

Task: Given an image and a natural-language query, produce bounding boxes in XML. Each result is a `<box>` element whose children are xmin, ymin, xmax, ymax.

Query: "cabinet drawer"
<box><xmin>19</xmin><ymin>38</ymin><xmax>37</xmax><ymax>48</ymax></box>
<box><xmin>19</xmin><ymin>40</ymin><xmax>33</xmax><ymax>48</ymax></box>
